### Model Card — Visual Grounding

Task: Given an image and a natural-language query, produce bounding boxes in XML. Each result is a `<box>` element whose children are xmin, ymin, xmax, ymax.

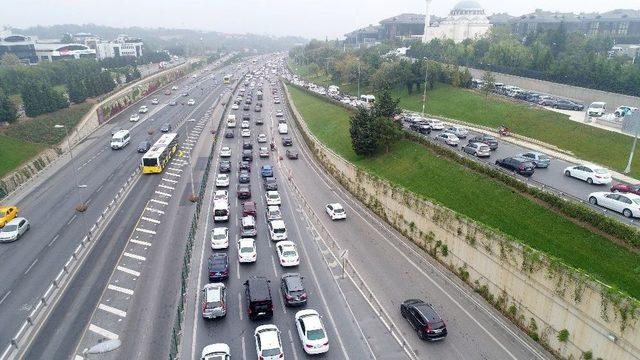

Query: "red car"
<box><xmin>242</xmin><ymin>201</ymin><xmax>257</xmax><ymax>217</ymax></box>
<box><xmin>610</xmin><ymin>183</ymin><xmax>640</xmax><ymax>195</ymax></box>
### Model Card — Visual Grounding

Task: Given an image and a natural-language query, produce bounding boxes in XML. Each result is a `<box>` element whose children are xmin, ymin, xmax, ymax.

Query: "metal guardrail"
<box><xmin>1</xmin><ymin>167</ymin><xmax>141</xmax><ymax>360</ymax></box>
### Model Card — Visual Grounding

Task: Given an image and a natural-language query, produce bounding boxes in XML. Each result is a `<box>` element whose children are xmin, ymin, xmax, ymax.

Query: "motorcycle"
<box><xmin>499</xmin><ymin>126</ymin><xmax>510</xmax><ymax>137</ymax></box>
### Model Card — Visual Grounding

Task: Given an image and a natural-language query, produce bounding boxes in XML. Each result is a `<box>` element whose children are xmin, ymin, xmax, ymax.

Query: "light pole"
<box><xmin>357</xmin><ymin>61</ymin><xmax>361</xmax><ymax>98</ymax></box>
<box><xmin>421</xmin><ymin>58</ymin><xmax>429</xmax><ymax>117</ymax></box>
<box><xmin>185</xmin><ymin>118</ymin><xmax>197</xmax><ymax>201</ymax></box>
<box><xmin>54</xmin><ymin>124</ymin><xmax>87</xmax><ymax>212</ymax></box>
<box><xmin>624</xmin><ymin>112</ymin><xmax>640</xmax><ymax>174</ymax></box>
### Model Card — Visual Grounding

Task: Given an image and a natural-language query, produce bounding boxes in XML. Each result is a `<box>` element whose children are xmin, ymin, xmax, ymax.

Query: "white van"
<box><xmin>268</xmin><ymin>220</ymin><xmax>287</xmax><ymax>241</ymax></box>
<box><xmin>213</xmin><ymin>199</ymin><xmax>230</xmax><ymax>222</ymax></box>
<box><xmin>110</xmin><ymin>130</ymin><xmax>130</xmax><ymax>150</ymax></box>
<box><xmin>227</xmin><ymin>114</ymin><xmax>237</xmax><ymax>128</ymax></box>
<box><xmin>587</xmin><ymin>102</ymin><xmax>607</xmax><ymax>117</ymax></box>
<box><xmin>278</xmin><ymin>123</ymin><xmax>288</xmax><ymax>134</ymax></box>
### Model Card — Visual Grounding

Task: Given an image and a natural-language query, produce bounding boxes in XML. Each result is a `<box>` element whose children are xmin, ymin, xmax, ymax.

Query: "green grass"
<box><xmin>0</xmin><ymin>135</ymin><xmax>44</xmax><ymax>178</ymax></box>
<box><xmin>287</xmin><ymin>84</ymin><xmax>640</xmax><ymax>299</ymax></box>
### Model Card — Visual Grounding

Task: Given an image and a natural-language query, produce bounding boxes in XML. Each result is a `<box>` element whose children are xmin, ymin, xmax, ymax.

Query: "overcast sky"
<box><xmin>0</xmin><ymin>0</ymin><xmax>638</xmax><ymax>39</ymax></box>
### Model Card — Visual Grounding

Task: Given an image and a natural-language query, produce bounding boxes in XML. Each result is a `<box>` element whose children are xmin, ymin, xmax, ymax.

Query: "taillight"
<box><xmin>300</xmin><ymin>293</ymin><xmax>307</xmax><ymax>300</ymax></box>
<box><xmin>278</xmin><ymin>354</ymin><xmax>283</xmax><ymax>359</ymax></box>
<box><xmin>323</xmin><ymin>340</ymin><xmax>329</xmax><ymax>345</ymax></box>
<box><xmin>305</xmin><ymin>344</ymin><xmax>314</xmax><ymax>348</ymax></box>
<box><xmin>425</xmin><ymin>322</ymin><xmax>431</xmax><ymax>333</ymax></box>
<box><xmin>285</xmin><ymin>294</ymin><xmax>293</xmax><ymax>300</ymax></box>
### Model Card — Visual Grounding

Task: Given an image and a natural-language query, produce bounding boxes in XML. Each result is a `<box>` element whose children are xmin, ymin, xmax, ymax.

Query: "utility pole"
<box><xmin>54</xmin><ymin>124</ymin><xmax>87</xmax><ymax>212</ymax></box>
<box><xmin>624</xmin><ymin>111</ymin><xmax>640</xmax><ymax>174</ymax></box>
<box><xmin>421</xmin><ymin>58</ymin><xmax>428</xmax><ymax>117</ymax></box>
<box><xmin>357</xmin><ymin>61</ymin><xmax>361</xmax><ymax>98</ymax></box>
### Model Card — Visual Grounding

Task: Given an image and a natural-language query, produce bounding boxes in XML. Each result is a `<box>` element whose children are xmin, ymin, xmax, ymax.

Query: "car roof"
<box><xmin>212</xmin><ymin>227</ymin><xmax>227</xmax><ymax>235</ymax></box>
<box><xmin>6</xmin><ymin>217</ymin><xmax>26</xmax><ymax>225</ymax></box>
<box><xmin>247</xmin><ymin>277</ymin><xmax>271</xmax><ymax>300</ymax></box>
<box><xmin>277</xmin><ymin>240</ymin><xmax>295</xmax><ymax>248</ymax></box>
<box><xmin>283</xmin><ymin>273</ymin><xmax>304</xmax><ymax>290</ymax></box>
<box><xmin>412</xmin><ymin>302</ymin><xmax>442</xmax><ymax>323</ymax></box>
<box><xmin>239</xmin><ymin>238</ymin><xmax>254</xmax><ymax>246</ymax></box>
<box><xmin>255</xmin><ymin>325</ymin><xmax>280</xmax><ymax>348</ymax></box>
<box><xmin>270</xmin><ymin>219</ymin><xmax>285</xmax><ymax>227</ymax></box>
<box><xmin>609</xmin><ymin>191</ymin><xmax>640</xmax><ymax>199</ymax></box>
<box><xmin>267</xmin><ymin>190</ymin><xmax>278</xmax><ymax>196</ymax></box>
<box><xmin>297</xmin><ymin>310</ymin><xmax>323</xmax><ymax>330</ymax></box>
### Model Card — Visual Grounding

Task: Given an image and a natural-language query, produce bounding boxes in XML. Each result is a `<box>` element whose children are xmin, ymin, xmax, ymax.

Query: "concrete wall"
<box><xmin>284</xmin><ymin>83</ymin><xmax>640</xmax><ymax>360</ymax></box>
<box><xmin>465</xmin><ymin>67</ymin><xmax>640</xmax><ymax>113</ymax></box>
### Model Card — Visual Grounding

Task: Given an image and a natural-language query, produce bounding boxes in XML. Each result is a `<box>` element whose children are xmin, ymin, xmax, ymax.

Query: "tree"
<box><xmin>99</xmin><ymin>71</ymin><xmax>116</xmax><ymax>94</ymax></box>
<box><xmin>67</xmin><ymin>75</ymin><xmax>87</xmax><ymax>103</ymax></box>
<box><xmin>1</xmin><ymin>53</ymin><xmax>21</xmax><ymax>67</ymax></box>
<box><xmin>21</xmin><ymin>80</ymin><xmax>68</xmax><ymax>117</ymax></box>
<box><xmin>0</xmin><ymin>89</ymin><xmax>17</xmax><ymax>123</ymax></box>
<box><xmin>349</xmin><ymin>107</ymin><xmax>378</xmax><ymax>156</ymax></box>
<box><xmin>374</xmin><ymin>116</ymin><xmax>403</xmax><ymax>153</ymax></box>
<box><xmin>61</xmin><ymin>33</ymin><xmax>73</xmax><ymax>44</ymax></box>
<box><xmin>373</xmin><ymin>87</ymin><xmax>400</xmax><ymax>119</ymax></box>
<box><xmin>481</xmin><ymin>71</ymin><xmax>495</xmax><ymax>98</ymax></box>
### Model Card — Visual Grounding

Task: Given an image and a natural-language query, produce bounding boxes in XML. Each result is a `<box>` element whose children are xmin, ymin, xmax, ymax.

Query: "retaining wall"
<box><xmin>284</xmin><ymin>82</ymin><xmax>640</xmax><ymax>360</ymax></box>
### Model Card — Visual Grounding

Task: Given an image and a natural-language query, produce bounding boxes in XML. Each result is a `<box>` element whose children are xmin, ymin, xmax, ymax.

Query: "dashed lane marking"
<box><xmin>141</xmin><ymin>217</ymin><xmax>161</xmax><ymax>224</ymax></box>
<box><xmin>150</xmin><ymin>199</ymin><xmax>169</xmax><ymax>205</ymax></box>
<box><xmin>117</xmin><ymin>266</ymin><xmax>141</xmax><ymax>277</ymax></box>
<box><xmin>98</xmin><ymin>303</ymin><xmax>127</xmax><ymax>318</ymax></box>
<box><xmin>145</xmin><ymin>207</ymin><xmax>165</xmax><ymax>214</ymax></box>
<box><xmin>123</xmin><ymin>252</ymin><xmax>146</xmax><ymax>261</ymax></box>
<box><xmin>158</xmin><ymin>184</ymin><xmax>175</xmax><ymax>190</ymax></box>
<box><xmin>166</xmin><ymin>172</ymin><xmax>181</xmax><ymax>178</ymax></box>
<box><xmin>108</xmin><ymin>284</ymin><xmax>134</xmax><ymax>295</ymax></box>
<box><xmin>162</xmin><ymin>178</ymin><xmax>178</xmax><ymax>184</ymax></box>
<box><xmin>154</xmin><ymin>191</ymin><xmax>172</xmax><ymax>197</ymax></box>
<box><xmin>136</xmin><ymin>227</ymin><xmax>156</xmax><ymax>235</ymax></box>
<box><xmin>167</xmin><ymin>167</ymin><xmax>183</xmax><ymax>172</ymax></box>
<box><xmin>130</xmin><ymin>239</ymin><xmax>152</xmax><ymax>247</ymax></box>
<box><xmin>88</xmin><ymin>324</ymin><xmax>119</xmax><ymax>340</ymax></box>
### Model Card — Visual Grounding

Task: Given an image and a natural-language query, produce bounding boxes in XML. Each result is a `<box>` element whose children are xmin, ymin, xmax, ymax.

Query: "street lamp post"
<box><xmin>54</xmin><ymin>124</ymin><xmax>87</xmax><ymax>212</ymax></box>
<box><xmin>185</xmin><ymin>118</ymin><xmax>197</xmax><ymax>201</ymax></box>
<box><xmin>421</xmin><ymin>58</ymin><xmax>429</xmax><ymax>117</ymax></box>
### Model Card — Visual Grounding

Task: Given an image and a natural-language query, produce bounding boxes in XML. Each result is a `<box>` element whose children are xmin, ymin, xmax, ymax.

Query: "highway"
<box><xmin>1</xmin><ymin>58</ymin><xmax>241</xmax><ymax>356</ymax></box>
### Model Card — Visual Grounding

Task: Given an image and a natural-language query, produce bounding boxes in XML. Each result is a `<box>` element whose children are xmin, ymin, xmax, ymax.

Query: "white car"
<box><xmin>237</xmin><ymin>238</ymin><xmax>257</xmax><ymax>263</ymax></box>
<box><xmin>268</xmin><ymin>219</ymin><xmax>287</xmax><ymax>241</ymax></box>
<box><xmin>210</xmin><ymin>227</ymin><xmax>229</xmax><ymax>249</ymax></box>
<box><xmin>276</xmin><ymin>241</ymin><xmax>299</xmax><ymax>267</ymax></box>
<box><xmin>200</xmin><ymin>343</ymin><xmax>230</xmax><ymax>360</ymax></box>
<box><xmin>215</xmin><ymin>173</ymin><xmax>229</xmax><ymax>188</ymax></box>
<box><xmin>325</xmin><ymin>203</ymin><xmax>346</xmax><ymax>220</ymax></box>
<box><xmin>129</xmin><ymin>113</ymin><xmax>140</xmax><ymax>122</ymax></box>
<box><xmin>258</xmin><ymin>133</ymin><xmax>267</xmax><ymax>143</ymax></box>
<box><xmin>0</xmin><ymin>217</ymin><xmax>30</xmax><ymax>242</ymax></box>
<box><xmin>241</xmin><ymin>120</ymin><xmax>250</xmax><ymax>128</ymax></box>
<box><xmin>171</xmin><ymin>86</ymin><xmax>178</xmax><ymax>90</ymax></box>
<box><xmin>151</xmin><ymin>98</ymin><xmax>159</xmax><ymax>105</ymax></box>
<box><xmin>445</xmin><ymin>126</ymin><xmax>468</xmax><ymax>138</ymax></box>
<box><xmin>254</xmin><ymin>325</ymin><xmax>284</xmax><ymax>360</ymax></box>
<box><xmin>231</xmin><ymin>104</ymin><xmax>239</xmax><ymax>110</ymax></box>
<box><xmin>564</xmin><ymin>164</ymin><xmax>612</xmax><ymax>185</ymax></box>
<box><xmin>588</xmin><ymin>192</ymin><xmax>640</xmax><ymax>218</ymax></box>
<box><xmin>220</xmin><ymin>147</ymin><xmax>232</xmax><ymax>157</ymax></box>
<box><xmin>435</xmin><ymin>132</ymin><xmax>460</xmax><ymax>146</ymax></box>
<box><xmin>188</xmin><ymin>99</ymin><xmax>196</xmax><ymax>106</ymax></box>
<box><xmin>295</xmin><ymin>309</ymin><xmax>329</xmax><ymax>354</ymax></box>
<box><xmin>427</xmin><ymin>119</ymin><xmax>445</xmax><ymax>130</ymax></box>
<box><xmin>266</xmin><ymin>205</ymin><xmax>282</xmax><ymax>221</ymax></box>
<box><xmin>214</xmin><ymin>190</ymin><xmax>229</xmax><ymax>202</ymax></box>
<box><xmin>139</xmin><ymin>105</ymin><xmax>148</xmax><ymax>113</ymax></box>
<box><xmin>241</xmin><ymin>128</ymin><xmax>251</xmax><ymax>137</ymax></box>
<box><xmin>265</xmin><ymin>191</ymin><xmax>281</xmax><ymax>206</ymax></box>
<box><xmin>275</xmin><ymin>110</ymin><xmax>284</xmax><ymax>117</ymax></box>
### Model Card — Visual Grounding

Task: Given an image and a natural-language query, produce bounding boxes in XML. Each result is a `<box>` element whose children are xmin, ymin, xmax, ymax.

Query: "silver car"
<box><xmin>201</xmin><ymin>283</ymin><xmax>226</xmax><ymax>319</ymax></box>
<box><xmin>519</xmin><ymin>152</ymin><xmax>551</xmax><ymax>168</ymax></box>
<box><xmin>0</xmin><ymin>217</ymin><xmax>30</xmax><ymax>242</ymax></box>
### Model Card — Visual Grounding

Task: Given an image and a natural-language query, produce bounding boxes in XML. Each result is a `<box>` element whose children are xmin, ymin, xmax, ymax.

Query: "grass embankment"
<box><xmin>290</xmin><ymin>65</ymin><xmax>640</xmax><ymax>179</ymax></box>
<box><xmin>0</xmin><ymin>102</ymin><xmax>92</xmax><ymax>178</ymax></box>
<box><xmin>287</xmin><ymin>84</ymin><xmax>640</xmax><ymax>299</ymax></box>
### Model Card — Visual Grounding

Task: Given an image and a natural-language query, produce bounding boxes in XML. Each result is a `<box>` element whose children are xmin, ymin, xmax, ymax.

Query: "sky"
<box><xmin>0</xmin><ymin>0</ymin><xmax>639</xmax><ymax>39</ymax></box>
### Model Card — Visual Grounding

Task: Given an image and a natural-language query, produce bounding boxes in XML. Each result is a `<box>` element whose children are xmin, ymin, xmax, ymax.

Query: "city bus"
<box><xmin>223</xmin><ymin>74</ymin><xmax>232</xmax><ymax>84</ymax></box>
<box><xmin>141</xmin><ymin>133</ymin><xmax>179</xmax><ymax>174</ymax></box>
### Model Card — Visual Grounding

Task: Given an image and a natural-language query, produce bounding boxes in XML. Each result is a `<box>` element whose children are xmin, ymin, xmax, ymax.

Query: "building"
<box><xmin>35</xmin><ymin>42</ymin><xmax>96</xmax><ymax>62</ymax></box>
<box><xmin>422</xmin><ymin>0</ymin><xmax>492</xmax><ymax>43</ymax></box>
<box><xmin>95</xmin><ymin>35</ymin><xmax>144</xmax><ymax>60</ymax></box>
<box><xmin>344</xmin><ymin>25</ymin><xmax>383</xmax><ymax>46</ymax></box>
<box><xmin>72</xmin><ymin>32</ymin><xmax>101</xmax><ymax>49</ymax></box>
<box><xmin>379</xmin><ymin>13</ymin><xmax>427</xmax><ymax>41</ymax></box>
<box><xmin>0</xmin><ymin>33</ymin><xmax>37</xmax><ymax>64</ymax></box>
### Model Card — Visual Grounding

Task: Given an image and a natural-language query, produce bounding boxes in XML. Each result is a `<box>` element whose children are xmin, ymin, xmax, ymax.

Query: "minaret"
<box><xmin>422</xmin><ymin>0</ymin><xmax>432</xmax><ymax>43</ymax></box>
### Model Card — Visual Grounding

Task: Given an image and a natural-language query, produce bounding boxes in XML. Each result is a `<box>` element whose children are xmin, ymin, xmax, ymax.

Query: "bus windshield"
<box><xmin>143</xmin><ymin>157</ymin><xmax>159</xmax><ymax>167</ymax></box>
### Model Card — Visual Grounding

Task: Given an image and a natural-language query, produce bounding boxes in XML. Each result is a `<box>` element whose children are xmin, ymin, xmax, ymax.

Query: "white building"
<box><xmin>96</xmin><ymin>35</ymin><xmax>144</xmax><ymax>60</ymax></box>
<box><xmin>35</xmin><ymin>42</ymin><xmax>96</xmax><ymax>62</ymax></box>
<box><xmin>422</xmin><ymin>0</ymin><xmax>492</xmax><ymax>43</ymax></box>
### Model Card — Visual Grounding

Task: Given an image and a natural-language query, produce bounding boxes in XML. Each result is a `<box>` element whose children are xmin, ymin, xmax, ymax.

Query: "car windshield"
<box><xmin>307</xmin><ymin>328</ymin><xmax>325</xmax><ymax>340</ymax></box>
<box><xmin>240</xmin><ymin>246</ymin><xmax>253</xmax><ymax>253</ymax></box>
<box><xmin>213</xmin><ymin>233</ymin><xmax>226</xmax><ymax>240</ymax></box>
<box><xmin>539</xmin><ymin>155</ymin><xmax>550</xmax><ymax>160</ymax></box>
<box><xmin>262</xmin><ymin>348</ymin><xmax>281</xmax><ymax>357</ymax></box>
<box><xmin>334</xmin><ymin>208</ymin><xmax>344</xmax><ymax>213</ymax></box>
<box><xmin>2</xmin><ymin>225</ymin><xmax>17</xmax><ymax>232</ymax></box>
<box><xmin>283</xmin><ymin>250</ymin><xmax>296</xmax><ymax>256</ymax></box>
<box><xmin>274</xmin><ymin>227</ymin><xmax>285</xmax><ymax>233</ymax></box>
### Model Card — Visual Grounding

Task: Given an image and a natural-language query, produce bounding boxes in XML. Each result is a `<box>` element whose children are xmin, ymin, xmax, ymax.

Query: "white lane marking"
<box><xmin>236</xmin><ymin>259</ymin><xmax>241</xmax><ymax>280</ymax></box>
<box><xmin>97</xmin><ymin>184</ymin><xmax>104</xmax><ymax>192</ymax></box>
<box><xmin>108</xmin><ymin>284</ymin><xmax>134</xmax><ymax>295</ymax></box>
<box><xmin>150</xmin><ymin>199</ymin><xmax>169</xmax><ymax>205</ymax></box>
<box><xmin>166</xmin><ymin>172</ymin><xmax>181</xmax><ymax>177</ymax></box>
<box><xmin>48</xmin><ymin>234</ymin><xmax>60</xmax><ymax>247</ymax></box>
<box><xmin>278</xmin><ymin>286</ymin><xmax>287</xmax><ymax>314</ymax></box>
<box><xmin>88</xmin><ymin>323</ymin><xmax>119</xmax><ymax>340</ymax></box>
<box><xmin>155</xmin><ymin>191</ymin><xmax>172</xmax><ymax>197</ymax></box>
<box><xmin>158</xmin><ymin>184</ymin><xmax>175</xmax><ymax>190</ymax></box>
<box><xmin>271</xmin><ymin>256</ymin><xmax>279</xmax><ymax>278</ymax></box>
<box><xmin>167</xmin><ymin>167</ymin><xmax>183</xmax><ymax>172</ymax></box>
<box><xmin>241</xmin><ymin>335</ymin><xmax>247</xmax><ymax>359</ymax></box>
<box><xmin>238</xmin><ymin>292</ymin><xmax>243</xmax><ymax>320</ymax></box>
<box><xmin>117</xmin><ymin>266</ymin><xmax>141</xmax><ymax>277</ymax></box>
<box><xmin>24</xmin><ymin>258</ymin><xmax>38</xmax><ymax>275</ymax></box>
<box><xmin>130</xmin><ymin>239</ymin><xmax>152</xmax><ymax>247</ymax></box>
<box><xmin>123</xmin><ymin>252</ymin><xmax>146</xmax><ymax>261</ymax></box>
<box><xmin>141</xmin><ymin>217</ymin><xmax>161</xmax><ymax>224</ymax></box>
<box><xmin>0</xmin><ymin>290</ymin><xmax>12</xmax><ymax>305</ymax></box>
<box><xmin>136</xmin><ymin>227</ymin><xmax>156</xmax><ymax>235</ymax></box>
<box><xmin>288</xmin><ymin>329</ymin><xmax>300</xmax><ymax>360</ymax></box>
<box><xmin>66</xmin><ymin>214</ymin><xmax>77</xmax><ymax>225</ymax></box>
<box><xmin>99</xmin><ymin>303</ymin><xmax>127</xmax><ymax>318</ymax></box>
<box><xmin>162</xmin><ymin>178</ymin><xmax>178</xmax><ymax>184</ymax></box>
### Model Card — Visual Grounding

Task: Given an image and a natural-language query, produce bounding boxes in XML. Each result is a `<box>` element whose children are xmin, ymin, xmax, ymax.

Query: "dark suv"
<box><xmin>263</xmin><ymin>177</ymin><xmax>278</xmax><ymax>191</ymax></box>
<box><xmin>495</xmin><ymin>156</ymin><xmax>535</xmax><ymax>176</ymax></box>
<box><xmin>400</xmin><ymin>299</ymin><xmax>447</xmax><ymax>341</ymax></box>
<box><xmin>244</xmin><ymin>276</ymin><xmax>273</xmax><ymax>320</ymax></box>
<box><xmin>207</xmin><ymin>253</ymin><xmax>229</xmax><ymax>282</ymax></box>
<box><xmin>282</xmin><ymin>137</ymin><xmax>293</xmax><ymax>146</ymax></box>
<box><xmin>237</xmin><ymin>184</ymin><xmax>251</xmax><ymax>199</ymax></box>
<box><xmin>280</xmin><ymin>273</ymin><xmax>307</xmax><ymax>307</ymax></box>
<box><xmin>218</xmin><ymin>160</ymin><xmax>231</xmax><ymax>173</ymax></box>
<box><xmin>409</xmin><ymin>123</ymin><xmax>431</xmax><ymax>134</ymax></box>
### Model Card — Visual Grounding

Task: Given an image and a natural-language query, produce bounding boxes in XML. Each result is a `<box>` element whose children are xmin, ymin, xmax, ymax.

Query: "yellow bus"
<box><xmin>223</xmin><ymin>74</ymin><xmax>232</xmax><ymax>84</ymax></box>
<box><xmin>141</xmin><ymin>133</ymin><xmax>179</xmax><ymax>174</ymax></box>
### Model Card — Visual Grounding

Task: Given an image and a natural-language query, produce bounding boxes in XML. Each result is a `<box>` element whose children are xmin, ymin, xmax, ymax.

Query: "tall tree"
<box><xmin>67</xmin><ymin>75</ymin><xmax>88</xmax><ymax>103</ymax></box>
<box><xmin>0</xmin><ymin>54</ymin><xmax>22</xmax><ymax>67</ymax></box>
<box><xmin>374</xmin><ymin>116</ymin><xmax>403</xmax><ymax>153</ymax></box>
<box><xmin>349</xmin><ymin>106</ymin><xmax>378</xmax><ymax>156</ymax></box>
<box><xmin>21</xmin><ymin>80</ymin><xmax>68</xmax><ymax>117</ymax></box>
<box><xmin>373</xmin><ymin>87</ymin><xmax>400</xmax><ymax>119</ymax></box>
<box><xmin>481</xmin><ymin>71</ymin><xmax>495</xmax><ymax>99</ymax></box>
<box><xmin>0</xmin><ymin>89</ymin><xmax>17</xmax><ymax>123</ymax></box>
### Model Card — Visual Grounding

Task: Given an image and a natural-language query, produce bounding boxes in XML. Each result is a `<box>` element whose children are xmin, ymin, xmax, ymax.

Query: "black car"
<box><xmin>208</xmin><ymin>253</ymin><xmax>229</xmax><ymax>281</ymax></box>
<box><xmin>242</xmin><ymin>149</ymin><xmax>253</xmax><ymax>162</ymax></box>
<box><xmin>282</xmin><ymin>137</ymin><xmax>293</xmax><ymax>146</ymax></box>
<box><xmin>244</xmin><ymin>276</ymin><xmax>273</xmax><ymax>320</ymax></box>
<box><xmin>224</xmin><ymin>129</ymin><xmax>234</xmax><ymax>138</ymax></box>
<box><xmin>554</xmin><ymin>99</ymin><xmax>584</xmax><ymax>111</ymax></box>
<box><xmin>281</xmin><ymin>273</ymin><xmax>307</xmax><ymax>307</ymax></box>
<box><xmin>263</xmin><ymin>177</ymin><xmax>278</xmax><ymax>191</ymax></box>
<box><xmin>238</xmin><ymin>170</ymin><xmax>251</xmax><ymax>184</ymax></box>
<box><xmin>242</xmin><ymin>113</ymin><xmax>251</xmax><ymax>121</ymax></box>
<box><xmin>495</xmin><ymin>156</ymin><xmax>535</xmax><ymax>176</ymax></box>
<box><xmin>255</xmin><ymin>118</ymin><xmax>264</xmax><ymax>125</ymax></box>
<box><xmin>400</xmin><ymin>299</ymin><xmax>447</xmax><ymax>341</ymax></box>
<box><xmin>525</xmin><ymin>93</ymin><xmax>542</xmax><ymax>103</ymax></box>
<box><xmin>237</xmin><ymin>184</ymin><xmax>251</xmax><ymax>199</ymax></box>
<box><xmin>243</xmin><ymin>141</ymin><xmax>253</xmax><ymax>150</ymax></box>
<box><xmin>219</xmin><ymin>160</ymin><xmax>231</xmax><ymax>173</ymax></box>
<box><xmin>409</xmin><ymin>123</ymin><xmax>432</xmax><ymax>134</ymax></box>
<box><xmin>468</xmin><ymin>135</ymin><xmax>498</xmax><ymax>150</ymax></box>
<box><xmin>137</xmin><ymin>140</ymin><xmax>151</xmax><ymax>153</ymax></box>
<box><xmin>239</xmin><ymin>160</ymin><xmax>251</xmax><ymax>172</ymax></box>
<box><xmin>160</xmin><ymin>123</ymin><xmax>172</xmax><ymax>132</ymax></box>
<box><xmin>285</xmin><ymin>149</ymin><xmax>298</xmax><ymax>159</ymax></box>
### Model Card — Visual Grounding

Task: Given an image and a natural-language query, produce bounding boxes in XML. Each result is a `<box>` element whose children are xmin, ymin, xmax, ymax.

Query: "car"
<box><xmin>241</xmin><ymin>129</ymin><xmax>251</xmax><ymax>137</ymax></box>
<box><xmin>266</xmin><ymin>205</ymin><xmax>282</xmax><ymax>221</ymax></box>
<box><xmin>245</xmin><ymin>277</ymin><xmax>273</xmax><ymax>320</ymax></box>
<box><xmin>242</xmin><ymin>141</ymin><xmax>253</xmax><ymax>150</ymax></box>
<box><xmin>242</xmin><ymin>201</ymin><xmax>257</xmax><ymax>217</ymax></box>
<box><xmin>164</xmin><ymin>89</ymin><xmax>172</xmax><ymax>95</ymax></box>
<box><xmin>276</xmin><ymin>241</ymin><xmax>299</xmax><ymax>267</ymax></box>
<box><xmin>325</xmin><ymin>203</ymin><xmax>346</xmax><ymax>220</ymax></box>
<box><xmin>254</xmin><ymin>325</ymin><xmax>283</xmax><ymax>359</ymax></box>
<box><xmin>434</xmin><ymin>132</ymin><xmax>459</xmax><ymax>146</ymax></box>
<box><xmin>0</xmin><ymin>217</ymin><xmax>29</xmax><ymax>242</ymax></box>
<box><xmin>237</xmin><ymin>238</ymin><xmax>257</xmax><ymax>263</ymax></box>
<box><xmin>137</xmin><ymin>140</ymin><xmax>151</xmax><ymax>153</ymax></box>
<box><xmin>218</xmin><ymin>160</ymin><xmax>231</xmax><ymax>173</ymax></box>
<box><xmin>242</xmin><ymin>149</ymin><xmax>253</xmax><ymax>162</ymax></box>
<box><xmin>259</xmin><ymin>147</ymin><xmax>270</xmax><ymax>158</ymax></box>
<box><xmin>254</xmin><ymin>106</ymin><xmax>262</xmax><ymax>112</ymax></box>
<box><xmin>265</xmin><ymin>191</ymin><xmax>281</xmax><ymax>206</ymax></box>
<box><xmin>495</xmin><ymin>157</ymin><xmax>535</xmax><ymax>176</ymax></box>
<box><xmin>276</xmin><ymin>110</ymin><xmax>284</xmax><ymax>117</ymax></box>
<box><xmin>409</xmin><ymin>123</ymin><xmax>432</xmax><ymax>134</ymax></box>
<box><xmin>468</xmin><ymin>135</ymin><xmax>498</xmax><ymax>150</ymax></box>
<box><xmin>219</xmin><ymin>147</ymin><xmax>231</xmax><ymax>157</ymax></box>
<box><xmin>224</xmin><ymin>129</ymin><xmax>234</xmax><ymax>138</ymax></box>
<box><xmin>208</xmin><ymin>253</ymin><xmax>229</xmax><ymax>281</ymax></box>
<box><xmin>587</xmin><ymin>102</ymin><xmax>607</xmax><ymax>117</ymax></box>
<box><xmin>169</xmin><ymin>100</ymin><xmax>177</xmax><ymax>106</ymax></box>
<box><xmin>295</xmin><ymin>309</ymin><xmax>329</xmax><ymax>354</ymax></box>
<box><xmin>242</xmin><ymin>113</ymin><xmax>251</xmax><ymax>121</ymax></box>
<box><xmin>554</xmin><ymin>99</ymin><xmax>584</xmax><ymax>111</ymax></box>
<box><xmin>151</xmin><ymin>98</ymin><xmax>159</xmax><ymax>105</ymax></box>
<box><xmin>129</xmin><ymin>114</ymin><xmax>140</xmax><ymax>122</ymax></box>
<box><xmin>444</xmin><ymin>126</ymin><xmax>468</xmax><ymax>138</ymax></box>
<box><xmin>210</xmin><ymin>227</ymin><xmax>229</xmax><ymax>249</ymax></box>
<box><xmin>243</xmin><ymin>104</ymin><xmax>250</xmax><ymax>111</ymax></box>
<box><xmin>215</xmin><ymin>173</ymin><xmax>230</xmax><ymax>187</ymax></box>
<box><xmin>241</xmin><ymin>120</ymin><xmax>250</xmax><ymax>128</ymax></box>
<box><xmin>201</xmin><ymin>284</ymin><xmax>227</xmax><ymax>320</ymax></box>
<box><xmin>518</xmin><ymin>152</ymin><xmax>551</xmax><ymax>168</ymax></box>
<box><xmin>0</xmin><ymin>206</ymin><xmax>18</xmax><ymax>228</ymax></box>
<box><xmin>461</xmin><ymin>142</ymin><xmax>490</xmax><ymax>157</ymax></box>
<box><xmin>213</xmin><ymin>190</ymin><xmax>229</xmax><ymax>202</ymax></box>
<box><xmin>238</xmin><ymin>170</ymin><xmax>251</xmax><ymax>184</ymax></box>
<box><xmin>614</xmin><ymin>106</ymin><xmax>637</xmax><ymax>117</ymax></box>
<box><xmin>139</xmin><ymin>105</ymin><xmax>148</xmax><ymax>113</ymax></box>
<box><xmin>231</xmin><ymin>104</ymin><xmax>239</xmax><ymax>110</ymax></box>
<box><xmin>274</xmin><ymin>98</ymin><xmax>281</xmax><ymax>104</ymax></box>
<box><xmin>239</xmin><ymin>160</ymin><xmax>251</xmax><ymax>171</ymax></box>
<box><xmin>281</xmin><ymin>273</ymin><xmax>307</xmax><ymax>307</ymax></box>
<box><xmin>426</xmin><ymin>119</ymin><xmax>445</xmax><ymax>130</ymax></box>
<box><xmin>171</xmin><ymin>86</ymin><xmax>178</xmax><ymax>90</ymax></box>
<box><xmin>588</xmin><ymin>192</ymin><xmax>640</xmax><ymax>218</ymax></box>
<box><xmin>538</xmin><ymin>96</ymin><xmax>557</xmax><ymax>107</ymax></box>
<box><xmin>182</xmin><ymin>92</ymin><xmax>189</xmax><ymax>97</ymax></box>
<box><xmin>263</xmin><ymin>177</ymin><xmax>278</xmax><ymax>191</ymax></box>
<box><xmin>261</xmin><ymin>165</ymin><xmax>273</xmax><ymax>177</ymax></box>
<box><xmin>268</xmin><ymin>219</ymin><xmax>288</xmax><ymax>241</ymax></box>
<box><xmin>282</xmin><ymin>137</ymin><xmax>293</xmax><ymax>146</ymax></box>
<box><xmin>564</xmin><ymin>164</ymin><xmax>612</xmax><ymax>185</ymax></box>
<box><xmin>200</xmin><ymin>343</ymin><xmax>230</xmax><ymax>359</ymax></box>
<box><xmin>401</xmin><ymin>299</ymin><xmax>448</xmax><ymax>341</ymax></box>
<box><xmin>255</xmin><ymin>117</ymin><xmax>264</xmax><ymax>125</ymax></box>
<box><xmin>160</xmin><ymin>123</ymin><xmax>171</xmax><ymax>132</ymax></box>
<box><xmin>258</xmin><ymin>133</ymin><xmax>267</xmax><ymax>143</ymax></box>
<box><xmin>237</xmin><ymin>184</ymin><xmax>251</xmax><ymax>199</ymax></box>
<box><xmin>611</xmin><ymin>183</ymin><xmax>640</xmax><ymax>195</ymax></box>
